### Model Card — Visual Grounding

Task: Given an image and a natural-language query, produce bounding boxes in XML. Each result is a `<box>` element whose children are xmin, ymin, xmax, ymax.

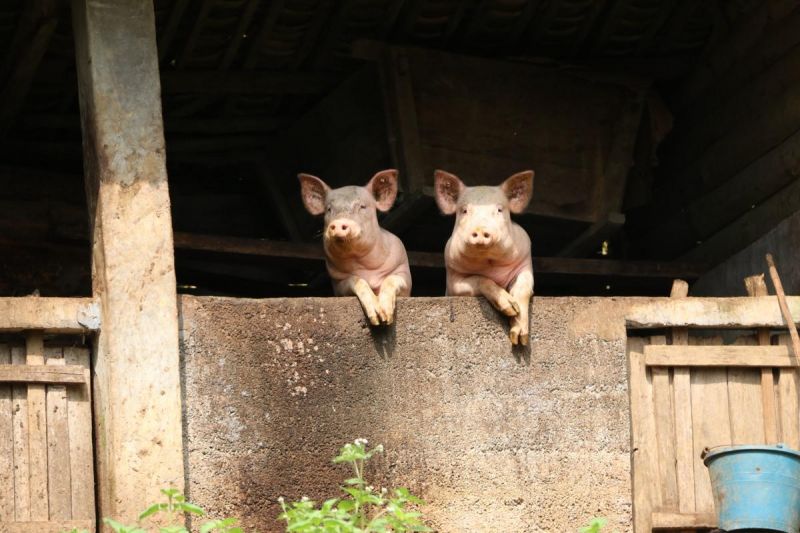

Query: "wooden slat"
<box><xmin>0</xmin><ymin>297</ymin><xmax>99</xmax><ymax>333</ymax></box>
<box><xmin>65</xmin><ymin>347</ymin><xmax>93</xmax><ymax>521</ymax></box>
<box><xmin>0</xmin><ymin>519</ymin><xmax>94</xmax><ymax>532</ymax></box>
<box><xmin>11</xmin><ymin>346</ymin><xmax>29</xmax><ymax>521</ymax></box>
<box><xmin>691</xmin><ymin>360</ymin><xmax>732</xmax><ymax>514</ymax></box>
<box><xmin>0</xmin><ymin>364</ymin><xmax>86</xmax><ymax>384</ymax></box>
<box><xmin>777</xmin><ymin>334</ymin><xmax>800</xmax><ymax>449</ymax></box>
<box><xmin>627</xmin><ymin>296</ymin><xmax>800</xmax><ymax>329</ymax></box>
<box><xmin>727</xmin><ymin>336</ymin><xmax>766</xmax><ymax>444</ymax></box>
<box><xmin>651</xmin><ymin>511</ymin><xmax>717</xmax><ymax>530</ymax></box>
<box><xmin>628</xmin><ymin>337</ymin><xmax>656</xmax><ymax>533</ymax></box>
<box><xmin>25</xmin><ymin>334</ymin><xmax>47</xmax><ymax>521</ymax></box>
<box><xmin>650</xmin><ymin>336</ymin><xmax>678</xmax><ymax>508</ymax></box>
<box><xmin>0</xmin><ymin>345</ymin><xmax>12</xmax><ymax>521</ymax></box>
<box><xmin>745</xmin><ymin>274</ymin><xmax>779</xmax><ymax>443</ymax></box>
<box><xmin>644</xmin><ymin>345</ymin><xmax>794</xmax><ymax>367</ymax></box>
<box><xmin>46</xmin><ymin>346</ymin><xmax>71</xmax><ymax>520</ymax></box>
<box><xmin>668</xmin><ymin>280</ymin><xmax>695</xmax><ymax>521</ymax></box>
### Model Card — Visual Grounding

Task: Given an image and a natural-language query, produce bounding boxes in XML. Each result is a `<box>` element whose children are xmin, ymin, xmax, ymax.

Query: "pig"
<box><xmin>434</xmin><ymin>169</ymin><xmax>534</xmax><ymax>345</ymax></box>
<box><xmin>299</xmin><ymin>169</ymin><xmax>411</xmax><ymax>326</ymax></box>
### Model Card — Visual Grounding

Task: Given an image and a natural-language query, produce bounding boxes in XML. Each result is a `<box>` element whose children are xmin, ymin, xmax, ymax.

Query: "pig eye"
<box><xmin>359</xmin><ymin>204</ymin><xmax>366</xmax><ymax>210</ymax></box>
<box><xmin>461</xmin><ymin>207</ymin><xmax>467</xmax><ymax>214</ymax></box>
<box><xmin>497</xmin><ymin>207</ymin><xmax>503</xmax><ymax>213</ymax></box>
<box><xmin>326</xmin><ymin>206</ymin><xmax>332</xmax><ymax>213</ymax></box>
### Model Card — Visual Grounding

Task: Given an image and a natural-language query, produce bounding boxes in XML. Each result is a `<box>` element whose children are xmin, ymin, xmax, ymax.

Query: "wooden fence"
<box><xmin>0</xmin><ymin>333</ymin><xmax>94</xmax><ymax>533</ymax></box>
<box><xmin>629</xmin><ymin>333</ymin><xmax>799</xmax><ymax>531</ymax></box>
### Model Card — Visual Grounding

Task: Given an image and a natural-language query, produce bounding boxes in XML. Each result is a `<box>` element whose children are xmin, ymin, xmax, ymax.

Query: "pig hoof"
<box><xmin>520</xmin><ymin>332</ymin><xmax>529</xmax><ymax>346</ymax></box>
<box><xmin>510</xmin><ymin>328</ymin><xmax>520</xmax><ymax>345</ymax></box>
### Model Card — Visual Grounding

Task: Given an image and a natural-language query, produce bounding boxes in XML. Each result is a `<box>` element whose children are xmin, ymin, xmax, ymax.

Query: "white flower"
<box><xmin>354</xmin><ymin>438</ymin><xmax>368</xmax><ymax>446</ymax></box>
<box><xmin>381</xmin><ymin>487</ymin><xmax>388</xmax><ymax>494</ymax></box>
<box><xmin>366</xmin><ymin>486</ymin><xmax>374</xmax><ymax>492</ymax></box>
<box><xmin>278</xmin><ymin>496</ymin><xmax>285</xmax><ymax>503</ymax></box>
<box><xmin>301</xmin><ymin>496</ymin><xmax>309</xmax><ymax>502</ymax></box>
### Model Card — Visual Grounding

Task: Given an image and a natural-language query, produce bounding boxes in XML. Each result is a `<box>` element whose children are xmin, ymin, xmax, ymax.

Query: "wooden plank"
<box><xmin>651</xmin><ymin>511</ymin><xmax>717</xmax><ymax>530</ymax></box>
<box><xmin>0</xmin><ymin>365</ymin><xmax>86</xmax><ymax>384</ymax></box>
<box><xmin>627</xmin><ymin>296</ymin><xmax>800</xmax><ymax>329</ymax></box>
<box><xmin>650</xmin><ymin>336</ymin><xmax>678</xmax><ymax>508</ymax></box>
<box><xmin>745</xmin><ymin>274</ymin><xmax>779</xmax><ymax>443</ymax></box>
<box><xmin>25</xmin><ymin>334</ymin><xmax>47</xmax><ymax>521</ymax></box>
<box><xmin>45</xmin><ymin>346</ymin><xmax>70</xmax><ymax>520</ymax></box>
<box><xmin>0</xmin><ymin>519</ymin><xmax>95</xmax><ymax>532</ymax></box>
<box><xmin>777</xmin><ymin>334</ymin><xmax>800</xmax><ymax>449</ymax></box>
<box><xmin>727</xmin><ymin>336</ymin><xmax>765</xmax><ymax>444</ymax></box>
<box><xmin>0</xmin><ymin>345</ymin><xmax>12</xmax><ymax>521</ymax></box>
<box><xmin>10</xmin><ymin>346</ymin><xmax>29</xmax><ymax>521</ymax></box>
<box><xmin>690</xmin><ymin>361</ymin><xmax>732</xmax><ymax>514</ymax></box>
<box><xmin>73</xmin><ymin>0</ymin><xmax>185</xmax><ymax>522</ymax></box>
<box><xmin>172</xmin><ymin>230</ymin><xmax>705</xmax><ymax>278</ymax></box>
<box><xmin>65</xmin><ymin>347</ymin><xmax>93</xmax><ymax>522</ymax></box>
<box><xmin>681</xmin><ymin>177</ymin><xmax>800</xmax><ymax>266</ymax></box>
<box><xmin>0</xmin><ymin>297</ymin><xmax>99</xmax><ymax>333</ymax></box>
<box><xmin>381</xmin><ymin>47</ymin><xmax>425</xmax><ymax>194</ymax></box>
<box><xmin>668</xmin><ymin>279</ymin><xmax>694</xmax><ymax>519</ymax></box>
<box><xmin>645</xmin><ymin>345</ymin><xmax>794</xmax><ymax>367</ymax></box>
<box><xmin>628</xmin><ymin>337</ymin><xmax>657</xmax><ymax>533</ymax></box>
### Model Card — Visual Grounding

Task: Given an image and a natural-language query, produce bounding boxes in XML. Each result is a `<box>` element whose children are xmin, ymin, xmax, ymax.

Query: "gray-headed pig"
<box><xmin>434</xmin><ymin>170</ymin><xmax>534</xmax><ymax>345</ymax></box>
<box><xmin>299</xmin><ymin>170</ymin><xmax>411</xmax><ymax>325</ymax></box>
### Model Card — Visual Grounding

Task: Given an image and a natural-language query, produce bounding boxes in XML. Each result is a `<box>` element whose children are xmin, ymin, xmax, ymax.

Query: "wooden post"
<box><xmin>71</xmin><ymin>0</ymin><xmax>184</xmax><ymax>525</ymax></box>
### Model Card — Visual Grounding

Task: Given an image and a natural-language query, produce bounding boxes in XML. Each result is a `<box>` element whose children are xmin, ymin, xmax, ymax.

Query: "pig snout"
<box><xmin>468</xmin><ymin>227</ymin><xmax>495</xmax><ymax>247</ymax></box>
<box><xmin>326</xmin><ymin>218</ymin><xmax>360</xmax><ymax>241</ymax></box>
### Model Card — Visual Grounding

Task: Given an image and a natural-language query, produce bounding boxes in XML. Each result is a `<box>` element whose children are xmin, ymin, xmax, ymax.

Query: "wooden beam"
<box><xmin>72</xmin><ymin>0</ymin><xmax>184</xmax><ymax>524</ymax></box>
<box><xmin>0</xmin><ymin>297</ymin><xmax>98</xmax><ymax>333</ymax></box>
<box><xmin>557</xmin><ymin>212</ymin><xmax>625</xmax><ymax>257</ymax></box>
<box><xmin>645</xmin><ymin>345</ymin><xmax>795</xmax><ymax>367</ymax></box>
<box><xmin>680</xmin><ymin>177</ymin><xmax>800</xmax><ymax>266</ymax></box>
<box><xmin>646</xmin><ymin>128</ymin><xmax>800</xmax><ymax>257</ymax></box>
<box><xmin>651</xmin><ymin>511</ymin><xmax>717</xmax><ymax>530</ymax></box>
<box><xmin>0</xmin><ymin>365</ymin><xmax>86</xmax><ymax>385</ymax></box>
<box><xmin>172</xmin><ymin>231</ymin><xmax>706</xmax><ymax>278</ymax></box>
<box><xmin>0</xmin><ymin>520</ymin><xmax>95</xmax><ymax>533</ymax></box>
<box><xmin>159</xmin><ymin>69</ymin><xmax>337</xmax><ymax>94</ymax></box>
<box><xmin>627</xmin><ymin>295</ymin><xmax>800</xmax><ymax>329</ymax></box>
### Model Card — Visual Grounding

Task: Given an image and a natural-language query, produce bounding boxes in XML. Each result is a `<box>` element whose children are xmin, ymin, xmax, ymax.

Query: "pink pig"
<box><xmin>299</xmin><ymin>169</ymin><xmax>411</xmax><ymax>325</ymax></box>
<box><xmin>434</xmin><ymin>170</ymin><xmax>535</xmax><ymax>345</ymax></box>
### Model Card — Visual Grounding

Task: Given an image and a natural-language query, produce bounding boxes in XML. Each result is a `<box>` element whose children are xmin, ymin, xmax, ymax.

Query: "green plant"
<box><xmin>278</xmin><ymin>439</ymin><xmax>430</xmax><ymax>532</ymax></box>
<box><xmin>579</xmin><ymin>517</ymin><xmax>607</xmax><ymax>533</ymax></box>
<box><xmin>61</xmin><ymin>488</ymin><xmax>242</xmax><ymax>533</ymax></box>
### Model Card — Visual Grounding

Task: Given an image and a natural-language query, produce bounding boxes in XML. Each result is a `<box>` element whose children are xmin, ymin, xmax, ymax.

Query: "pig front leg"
<box><xmin>335</xmin><ymin>276</ymin><xmax>383</xmax><ymax>326</ymax></box>
<box><xmin>508</xmin><ymin>270</ymin><xmax>533</xmax><ymax>345</ymax></box>
<box><xmin>448</xmin><ymin>274</ymin><xmax>520</xmax><ymax>317</ymax></box>
<box><xmin>377</xmin><ymin>274</ymin><xmax>408</xmax><ymax>325</ymax></box>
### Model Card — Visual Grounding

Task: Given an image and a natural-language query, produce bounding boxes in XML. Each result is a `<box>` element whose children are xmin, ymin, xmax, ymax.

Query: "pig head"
<box><xmin>299</xmin><ymin>169</ymin><xmax>411</xmax><ymax>325</ymax></box>
<box><xmin>434</xmin><ymin>169</ymin><xmax>534</xmax><ymax>345</ymax></box>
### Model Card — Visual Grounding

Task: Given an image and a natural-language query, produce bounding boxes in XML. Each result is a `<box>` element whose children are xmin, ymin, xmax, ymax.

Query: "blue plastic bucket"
<box><xmin>703</xmin><ymin>444</ymin><xmax>800</xmax><ymax>532</ymax></box>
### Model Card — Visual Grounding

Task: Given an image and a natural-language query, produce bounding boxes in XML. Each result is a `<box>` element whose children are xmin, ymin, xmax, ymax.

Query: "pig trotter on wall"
<box><xmin>434</xmin><ymin>169</ymin><xmax>535</xmax><ymax>345</ymax></box>
<box><xmin>299</xmin><ymin>170</ymin><xmax>412</xmax><ymax>326</ymax></box>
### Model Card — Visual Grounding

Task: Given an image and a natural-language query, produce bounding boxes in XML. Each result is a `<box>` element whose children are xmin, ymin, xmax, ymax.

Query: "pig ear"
<box><xmin>298</xmin><ymin>173</ymin><xmax>330</xmax><ymax>215</ymax></box>
<box><xmin>434</xmin><ymin>170</ymin><xmax>464</xmax><ymax>215</ymax></box>
<box><xmin>365</xmin><ymin>169</ymin><xmax>398</xmax><ymax>212</ymax></box>
<box><xmin>501</xmin><ymin>171</ymin><xmax>534</xmax><ymax>214</ymax></box>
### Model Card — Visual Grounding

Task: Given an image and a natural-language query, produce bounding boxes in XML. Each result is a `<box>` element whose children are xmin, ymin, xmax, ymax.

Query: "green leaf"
<box><xmin>138</xmin><ymin>503</ymin><xmax>167</xmax><ymax>520</ymax></box>
<box><xmin>179</xmin><ymin>501</ymin><xmax>206</xmax><ymax>516</ymax></box>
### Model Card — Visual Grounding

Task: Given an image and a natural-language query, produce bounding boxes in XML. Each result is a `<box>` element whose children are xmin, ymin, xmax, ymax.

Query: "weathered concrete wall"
<box><xmin>179</xmin><ymin>295</ymin><xmax>642</xmax><ymax>532</ymax></box>
<box><xmin>693</xmin><ymin>211</ymin><xmax>800</xmax><ymax>296</ymax></box>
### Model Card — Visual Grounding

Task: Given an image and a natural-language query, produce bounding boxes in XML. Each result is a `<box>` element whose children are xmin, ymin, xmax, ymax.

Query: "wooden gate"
<box><xmin>0</xmin><ymin>333</ymin><xmax>94</xmax><ymax>532</ymax></box>
<box><xmin>629</xmin><ymin>333</ymin><xmax>798</xmax><ymax>531</ymax></box>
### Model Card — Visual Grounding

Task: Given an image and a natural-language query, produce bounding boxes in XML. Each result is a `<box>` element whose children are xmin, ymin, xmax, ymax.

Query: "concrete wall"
<box><xmin>693</xmin><ymin>211</ymin><xmax>800</xmax><ymax>296</ymax></box>
<box><xmin>178</xmin><ymin>295</ymin><xmax>642</xmax><ymax>532</ymax></box>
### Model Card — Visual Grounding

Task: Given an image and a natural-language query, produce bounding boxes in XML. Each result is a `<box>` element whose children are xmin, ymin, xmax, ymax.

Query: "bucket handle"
<box><xmin>701</xmin><ymin>443</ymin><xmax>788</xmax><ymax>460</ymax></box>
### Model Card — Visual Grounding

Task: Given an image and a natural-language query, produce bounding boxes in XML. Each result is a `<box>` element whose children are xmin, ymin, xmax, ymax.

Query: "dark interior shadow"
<box><xmin>370</xmin><ymin>321</ymin><xmax>396</xmax><ymax>358</ymax></box>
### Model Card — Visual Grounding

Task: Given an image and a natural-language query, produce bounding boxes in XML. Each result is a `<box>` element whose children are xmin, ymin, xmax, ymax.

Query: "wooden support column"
<box><xmin>71</xmin><ymin>0</ymin><xmax>184</xmax><ymax>524</ymax></box>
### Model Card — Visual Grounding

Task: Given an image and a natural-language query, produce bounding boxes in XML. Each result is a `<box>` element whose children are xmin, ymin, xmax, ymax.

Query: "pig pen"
<box><xmin>179</xmin><ymin>295</ymin><xmax>639</xmax><ymax>532</ymax></box>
